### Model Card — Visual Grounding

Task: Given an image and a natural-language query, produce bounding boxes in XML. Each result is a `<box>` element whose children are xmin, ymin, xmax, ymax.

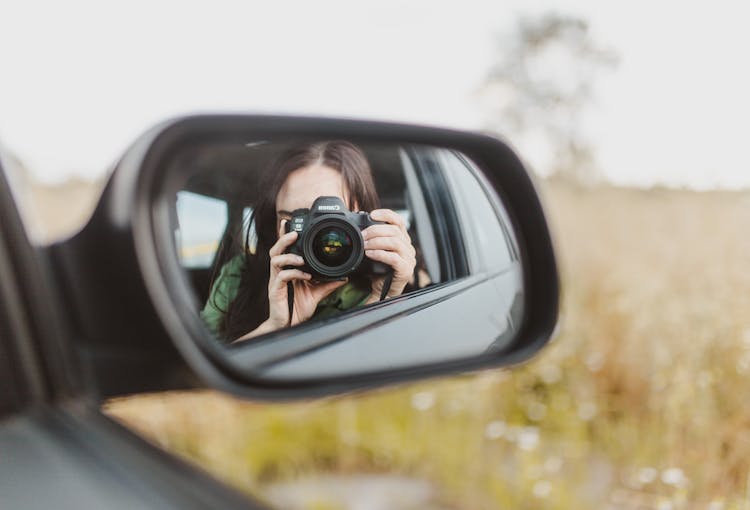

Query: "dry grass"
<box><xmin>30</xmin><ymin>178</ymin><xmax>750</xmax><ymax>508</ymax></box>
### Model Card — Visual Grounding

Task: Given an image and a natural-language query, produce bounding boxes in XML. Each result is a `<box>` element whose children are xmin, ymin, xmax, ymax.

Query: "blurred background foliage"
<box><xmin>103</xmin><ymin>182</ymin><xmax>750</xmax><ymax>510</ymax></box>
<box><xmin>477</xmin><ymin>13</ymin><xmax>618</xmax><ymax>184</ymax></box>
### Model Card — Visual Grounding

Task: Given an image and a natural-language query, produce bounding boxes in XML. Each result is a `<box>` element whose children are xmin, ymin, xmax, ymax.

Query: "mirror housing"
<box><xmin>49</xmin><ymin>115</ymin><xmax>558</xmax><ymax>399</ymax></box>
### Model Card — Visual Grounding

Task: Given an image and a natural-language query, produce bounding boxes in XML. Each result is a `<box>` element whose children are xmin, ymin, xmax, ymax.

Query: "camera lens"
<box><xmin>312</xmin><ymin>227</ymin><xmax>354</xmax><ymax>267</ymax></box>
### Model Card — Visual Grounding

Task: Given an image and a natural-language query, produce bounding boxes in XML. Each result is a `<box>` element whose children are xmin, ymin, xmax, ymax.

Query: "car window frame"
<box><xmin>399</xmin><ymin>146</ymin><xmax>442</xmax><ymax>284</ymax></box>
<box><xmin>0</xmin><ymin>157</ymin><xmax>84</xmax><ymax>416</ymax></box>
<box><xmin>406</xmin><ymin>145</ymin><xmax>470</xmax><ymax>281</ymax></box>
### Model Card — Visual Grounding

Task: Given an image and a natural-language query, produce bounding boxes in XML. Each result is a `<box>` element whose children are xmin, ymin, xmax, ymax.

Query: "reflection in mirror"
<box><xmin>168</xmin><ymin>139</ymin><xmax>523</xmax><ymax>379</ymax></box>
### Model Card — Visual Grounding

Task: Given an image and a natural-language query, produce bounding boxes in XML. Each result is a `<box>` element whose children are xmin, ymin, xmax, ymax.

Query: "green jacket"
<box><xmin>201</xmin><ymin>255</ymin><xmax>371</xmax><ymax>338</ymax></box>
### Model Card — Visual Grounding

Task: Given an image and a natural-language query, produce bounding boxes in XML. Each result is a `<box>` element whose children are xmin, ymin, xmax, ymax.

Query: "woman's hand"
<box><xmin>267</xmin><ymin>226</ymin><xmax>348</xmax><ymax>327</ymax></box>
<box><xmin>362</xmin><ymin>209</ymin><xmax>417</xmax><ymax>303</ymax></box>
<box><xmin>235</xmin><ymin>224</ymin><xmax>347</xmax><ymax>342</ymax></box>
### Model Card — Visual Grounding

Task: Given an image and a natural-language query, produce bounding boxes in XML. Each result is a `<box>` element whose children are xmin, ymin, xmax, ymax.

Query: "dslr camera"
<box><xmin>284</xmin><ymin>196</ymin><xmax>390</xmax><ymax>281</ymax></box>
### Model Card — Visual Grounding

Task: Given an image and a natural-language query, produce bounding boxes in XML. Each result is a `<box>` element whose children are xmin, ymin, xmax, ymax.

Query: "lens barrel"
<box><xmin>302</xmin><ymin>218</ymin><xmax>364</xmax><ymax>278</ymax></box>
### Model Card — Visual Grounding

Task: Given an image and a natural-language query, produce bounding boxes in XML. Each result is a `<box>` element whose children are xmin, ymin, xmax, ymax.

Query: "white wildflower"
<box><xmin>637</xmin><ymin>467</ymin><xmax>658</xmax><ymax>484</ymax></box>
<box><xmin>661</xmin><ymin>467</ymin><xmax>687</xmax><ymax>487</ymax></box>
<box><xmin>532</xmin><ymin>480</ymin><xmax>552</xmax><ymax>498</ymax></box>
<box><xmin>517</xmin><ymin>427</ymin><xmax>540</xmax><ymax>451</ymax></box>
<box><xmin>410</xmin><ymin>391</ymin><xmax>435</xmax><ymax>411</ymax></box>
<box><xmin>484</xmin><ymin>420</ymin><xmax>507</xmax><ymax>440</ymax></box>
<box><xmin>527</xmin><ymin>402</ymin><xmax>547</xmax><ymax>422</ymax></box>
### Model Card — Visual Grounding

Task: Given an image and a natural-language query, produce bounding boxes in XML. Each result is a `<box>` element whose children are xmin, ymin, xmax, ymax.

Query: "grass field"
<box><xmin>31</xmin><ymin>179</ymin><xmax>750</xmax><ymax>509</ymax></box>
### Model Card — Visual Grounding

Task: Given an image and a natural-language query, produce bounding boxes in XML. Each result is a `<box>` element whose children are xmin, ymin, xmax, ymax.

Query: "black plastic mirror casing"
<box><xmin>48</xmin><ymin>115</ymin><xmax>559</xmax><ymax>400</ymax></box>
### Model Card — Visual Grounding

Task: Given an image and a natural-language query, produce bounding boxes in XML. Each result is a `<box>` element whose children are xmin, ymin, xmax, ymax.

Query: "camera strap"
<box><xmin>379</xmin><ymin>270</ymin><xmax>394</xmax><ymax>301</ymax></box>
<box><xmin>287</xmin><ymin>282</ymin><xmax>295</xmax><ymax>325</ymax></box>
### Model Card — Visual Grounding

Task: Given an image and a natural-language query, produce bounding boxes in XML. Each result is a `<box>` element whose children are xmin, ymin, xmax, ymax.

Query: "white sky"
<box><xmin>1</xmin><ymin>0</ymin><xmax>749</xmax><ymax>189</ymax></box>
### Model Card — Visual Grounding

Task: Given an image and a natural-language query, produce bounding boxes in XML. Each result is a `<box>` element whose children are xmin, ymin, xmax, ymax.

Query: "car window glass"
<box><xmin>439</xmin><ymin>150</ymin><xmax>515</xmax><ymax>273</ymax></box>
<box><xmin>175</xmin><ymin>191</ymin><xmax>228</xmax><ymax>268</ymax></box>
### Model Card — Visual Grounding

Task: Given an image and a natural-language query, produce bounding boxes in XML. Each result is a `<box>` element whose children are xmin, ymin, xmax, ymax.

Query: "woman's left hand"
<box><xmin>362</xmin><ymin>209</ymin><xmax>417</xmax><ymax>303</ymax></box>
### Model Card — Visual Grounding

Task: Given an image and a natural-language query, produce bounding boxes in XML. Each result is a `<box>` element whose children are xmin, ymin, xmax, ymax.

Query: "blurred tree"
<box><xmin>478</xmin><ymin>14</ymin><xmax>618</xmax><ymax>184</ymax></box>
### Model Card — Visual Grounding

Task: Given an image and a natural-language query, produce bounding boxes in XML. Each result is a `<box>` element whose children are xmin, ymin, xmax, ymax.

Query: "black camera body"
<box><xmin>284</xmin><ymin>196</ymin><xmax>390</xmax><ymax>281</ymax></box>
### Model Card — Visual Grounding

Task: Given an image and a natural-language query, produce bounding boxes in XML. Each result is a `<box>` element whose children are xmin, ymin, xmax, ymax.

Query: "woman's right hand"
<box><xmin>235</xmin><ymin>224</ymin><xmax>348</xmax><ymax>342</ymax></box>
<box><xmin>265</xmin><ymin>226</ymin><xmax>347</xmax><ymax>329</ymax></box>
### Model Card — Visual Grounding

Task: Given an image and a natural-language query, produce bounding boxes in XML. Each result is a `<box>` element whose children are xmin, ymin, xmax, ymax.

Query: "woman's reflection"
<box><xmin>201</xmin><ymin>141</ymin><xmax>416</xmax><ymax>343</ymax></box>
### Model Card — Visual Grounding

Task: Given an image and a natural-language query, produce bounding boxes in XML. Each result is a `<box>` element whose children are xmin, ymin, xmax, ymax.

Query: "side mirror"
<box><xmin>51</xmin><ymin>115</ymin><xmax>558</xmax><ymax>398</ymax></box>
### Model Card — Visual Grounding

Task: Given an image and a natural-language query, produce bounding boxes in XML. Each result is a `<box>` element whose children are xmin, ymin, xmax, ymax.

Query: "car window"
<box><xmin>175</xmin><ymin>191</ymin><xmax>228</xmax><ymax>269</ymax></box>
<box><xmin>439</xmin><ymin>150</ymin><xmax>516</xmax><ymax>274</ymax></box>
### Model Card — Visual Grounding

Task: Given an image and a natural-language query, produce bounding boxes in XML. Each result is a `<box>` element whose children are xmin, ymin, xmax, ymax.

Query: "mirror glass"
<box><xmin>165</xmin><ymin>138</ymin><xmax>524</xmax><ymax>380</ymax></box>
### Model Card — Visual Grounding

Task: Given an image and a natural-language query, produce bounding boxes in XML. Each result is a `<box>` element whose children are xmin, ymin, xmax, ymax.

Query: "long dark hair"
<box><xmin>219</xmin><ymin>140</ymin><xmax>380</xmax><ymax>340</ymax></box>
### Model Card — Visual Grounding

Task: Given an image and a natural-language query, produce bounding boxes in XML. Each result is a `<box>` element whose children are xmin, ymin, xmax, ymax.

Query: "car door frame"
<box><xmin>0</xmin><ymin>157</ymin><xmax>268</xmax><ymax>510</ymax></box>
